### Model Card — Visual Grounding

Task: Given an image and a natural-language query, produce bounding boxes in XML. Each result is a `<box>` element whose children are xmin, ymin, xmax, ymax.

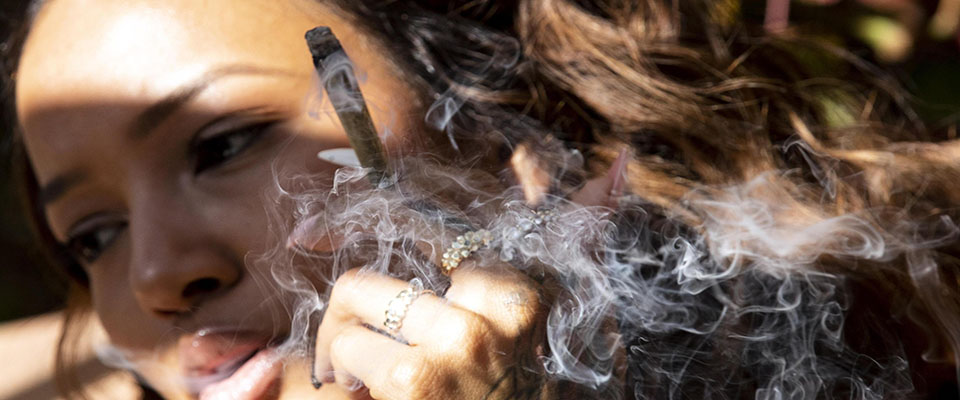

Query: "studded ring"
<box><xmin>440</xmin><ymin>229</ymin><xmax>493</xmax><ymax>274</ymax></box>
<box><xmin>383</xmin><ymin>285</ymin><xmax>431</xmax><ymax>334</ymax></box>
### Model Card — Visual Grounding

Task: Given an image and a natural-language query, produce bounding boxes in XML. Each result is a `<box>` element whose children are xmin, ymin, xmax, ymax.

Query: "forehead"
<box><xmin>16</xmin><ymin>0</ymin><xmax>356</xmax><ymax>126</ymax></box>
<box><xmin>15</xmin><ymin>0</ymin><xmax>418</xmax><ymax>184</ymax></box>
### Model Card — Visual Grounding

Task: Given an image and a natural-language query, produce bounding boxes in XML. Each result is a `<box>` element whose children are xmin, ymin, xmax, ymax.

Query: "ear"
<box><xmin>570</xmin><ymin>148</ymin><xmax>629</xmax><ymax>208</ymax></box>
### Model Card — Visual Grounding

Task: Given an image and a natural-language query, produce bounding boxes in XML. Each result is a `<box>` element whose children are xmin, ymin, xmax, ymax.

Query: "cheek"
<box><xmin>88</xmin><ymin>252</ymin><xmax>169</xmax><ymax>351</ymax></box>
<box><xmin>83</xmin><ymin>128</ymin><xmax>348</xmax><ymax>362</ymax></box>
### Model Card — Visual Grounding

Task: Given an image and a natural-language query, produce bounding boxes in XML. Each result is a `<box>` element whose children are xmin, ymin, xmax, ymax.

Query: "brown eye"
<box><xmin>66</xmin><ymin>222</ymin><xmax>127</xmax><ymax>264</ymax></box>
<box><xmin>192</xmin><ymin>122</ymin><xmax>273</xmax><ymax>174</ymax></box>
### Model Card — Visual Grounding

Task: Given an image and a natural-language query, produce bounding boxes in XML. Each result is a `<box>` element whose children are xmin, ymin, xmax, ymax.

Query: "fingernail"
<box><xmin>317</xmin><ymin>147</ymin><xmax>361</xmax><ymax>167</ymax></box>
<box><xmin>308</xmin><ymin>310</ymin><xmax>323</xmax><ymax>390</ymax></box>
<box><xmin>287</xmin><ymin>214</ymin><xmax>333</xmax><ymax>252</ymax></box>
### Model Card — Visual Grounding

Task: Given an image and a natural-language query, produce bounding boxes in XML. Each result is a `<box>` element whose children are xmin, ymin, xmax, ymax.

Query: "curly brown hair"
<box><xmin>328</xmin><ymin>3</ymin><xmax>959</xmax><ymax>394</ymax></box>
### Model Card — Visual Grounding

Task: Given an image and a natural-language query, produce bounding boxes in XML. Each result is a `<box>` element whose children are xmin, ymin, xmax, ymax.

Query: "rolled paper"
<box><xmin>305</xmin><ymin>26</ymin><xmax>391</xmax><ymax>186</ymax></box>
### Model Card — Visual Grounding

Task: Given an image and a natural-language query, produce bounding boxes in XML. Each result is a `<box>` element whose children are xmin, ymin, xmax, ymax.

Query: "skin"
<box><xmin>17</xmin><ymin>0</ymin><xmax>546</xmax><ymax>399</ymax></box>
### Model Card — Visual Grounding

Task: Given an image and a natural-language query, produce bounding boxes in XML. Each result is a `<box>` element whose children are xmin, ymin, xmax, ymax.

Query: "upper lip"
<box><xmin>178</xmin><ymin>329</ymin><xmax>273</xmax><ymax>392</ymax></box>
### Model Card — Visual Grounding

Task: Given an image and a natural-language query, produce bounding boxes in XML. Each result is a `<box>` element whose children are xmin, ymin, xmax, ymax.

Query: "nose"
<box><xmin>128</xmin><ymin>192</ymin><xmax>241</xmax><ymax>318</ymax></box>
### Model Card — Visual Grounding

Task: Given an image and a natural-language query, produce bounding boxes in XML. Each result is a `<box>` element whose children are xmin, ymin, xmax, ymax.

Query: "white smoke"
<box><xmin>257</xmin><ymin>150</ymin><xmax>956</xmax><ymax>399</ymax></box>
<box><xmin>255</xmin><ymin>42</ymin><xmax>953</xmax><ymax>398</ymax></box>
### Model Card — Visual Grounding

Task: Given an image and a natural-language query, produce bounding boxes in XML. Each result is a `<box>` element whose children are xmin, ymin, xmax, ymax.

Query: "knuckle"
<box><xmin>449</xmin><ymin>310</ymin><xmax>487</xmax><ymax>338</ymax></box>
<box><xmin>334</xmin><ymin>268</ymin><xmax>362</xmax><ymax>287</ymax></box>
<box><xmin>506</xmin><ymin>285</ymin><xmax>543</xmax><ymax>330</ymax></box>
<box><xmin>385</xmin><ymin>355</ymin><xmax>435</xmax><ymax>398</ymax></box>
<box><xmin>328</xmin><ymin>330</ymin><xmax>359</xmax><ymax>365</ymax></box>
<box><xmin>439</xmin><ymin>311</ymin><xmax>494</xmax><ymax>357</ymax></box>
<box><xmin>388</xmin><ymin>356</ymin><xmax>420</xmax><ymax>386</ymax></box>
<box><xmin>329</xmin><ymin>268</ymin><xmax>362</xmax><ymax>306</ymax></box>
<box><xmin>329</xmin><ymin>330</ymin><xmax>354</xmax><ymax>353</ymax></box>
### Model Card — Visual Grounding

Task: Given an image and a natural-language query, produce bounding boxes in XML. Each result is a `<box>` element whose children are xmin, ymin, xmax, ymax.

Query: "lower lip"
<box><xmin>197</xmin><ymin>347</ymin><xmax>282</xmax><ymax>400</ymax></box>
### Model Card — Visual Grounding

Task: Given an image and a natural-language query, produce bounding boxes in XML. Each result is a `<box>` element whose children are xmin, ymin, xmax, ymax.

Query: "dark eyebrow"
<box><xmin>40</xmin><ymin>65</ymin><xmax>293</xmax><ymax>207</ymax></box>
<box><xmin>128</xmin><ymin>64</ymin><xmax>292</xmax><ymax>140</ymax></box>
<box><xmin>39</xmin><ymin>170</ymin><xmax>87</xmax><ymax>206</ymax></box>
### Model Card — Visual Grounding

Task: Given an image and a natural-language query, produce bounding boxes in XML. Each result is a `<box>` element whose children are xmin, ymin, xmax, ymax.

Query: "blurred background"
<box><xmin>0</xmin><ymin>0</ymin><xmax>958</xmax><ymax>321</ymax></box>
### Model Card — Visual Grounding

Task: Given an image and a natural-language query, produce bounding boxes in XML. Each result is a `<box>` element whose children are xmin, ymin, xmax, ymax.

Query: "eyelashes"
<box><xmin>65</xmin><ymin>218</ymin><xmax>127</xmax><ymax>264</ymax></box>
<box><xmin>63</xmin><ymin>121</ymin><xmax>277</xmax><ymax>265</ymax></box>
<box><xmin>191</xmin><ymin>121</ymin><xmax>275</xmax><ymax>174</ymax></box>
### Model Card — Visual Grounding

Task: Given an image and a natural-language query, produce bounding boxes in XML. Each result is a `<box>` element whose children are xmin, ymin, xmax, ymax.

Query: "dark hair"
<box><xmin>329</xmin><ymin>2</ymin><xmax>960</xmax><ymax>398</ymax></box>
<box><xmin>2</xmin><ymin>1</ymin><xmax>104</xmax><ymax>398</ymax></box>
<box><xmin>5</xmin><ymin>0</ymin><xmax>960</xmax><ymax>398</ymax></box>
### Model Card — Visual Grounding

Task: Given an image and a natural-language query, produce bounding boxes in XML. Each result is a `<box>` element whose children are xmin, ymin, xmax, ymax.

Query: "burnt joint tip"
<box><xmin>305</xmin><ymin>26</ymin><xmax>343</xmax><ymax>65</ymax></box>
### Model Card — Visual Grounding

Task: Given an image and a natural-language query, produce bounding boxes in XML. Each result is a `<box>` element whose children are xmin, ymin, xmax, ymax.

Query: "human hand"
<box><xmin>311</xmin><ymin>261</ymin><xmax>547</xmax><ymax>400</ymax></box>
<box><xmin>288</xmin><ymin>145</ymin><xmax>628</xmax><ymax>400</ymax></box>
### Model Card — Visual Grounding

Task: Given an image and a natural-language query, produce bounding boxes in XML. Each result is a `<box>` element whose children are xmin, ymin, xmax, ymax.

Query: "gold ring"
<box><xmin>440</xmin><ymin>229</ymin><xmax>493</xmax><ymax>274</ymax></box>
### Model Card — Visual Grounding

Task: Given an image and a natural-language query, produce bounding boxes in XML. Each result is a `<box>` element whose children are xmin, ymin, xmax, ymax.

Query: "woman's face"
<box><xmin>17</xmin><ymin>0</ymin><xmax>418</xmax><ymax>398</ymax></box>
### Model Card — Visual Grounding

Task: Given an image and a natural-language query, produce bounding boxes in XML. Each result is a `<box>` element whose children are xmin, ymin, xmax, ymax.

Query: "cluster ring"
<box><xmin>383</xmin><ymin>286</ymin><xmax>431</xmax><ymax>334</ymax></box>
<box><xmin>440</xmin><ymin>229</ymin><xmax>493</xmax><ymax>274</ymax></box>
<box><xmin>515</xmin><ymin>208</ymin><xmax>555</xmax><ymax>236</ymax></box>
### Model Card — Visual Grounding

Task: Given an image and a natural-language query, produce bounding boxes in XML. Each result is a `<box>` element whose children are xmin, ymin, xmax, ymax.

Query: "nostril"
<box><xmin>181</xmin><ymin>277</ymin><xmax>222</xmax><ymax>299</ymax></box>
<box><xmin>154</xmin><ymin>309</ymin><xmax>180</xmax><ymax>319</ymax></box>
